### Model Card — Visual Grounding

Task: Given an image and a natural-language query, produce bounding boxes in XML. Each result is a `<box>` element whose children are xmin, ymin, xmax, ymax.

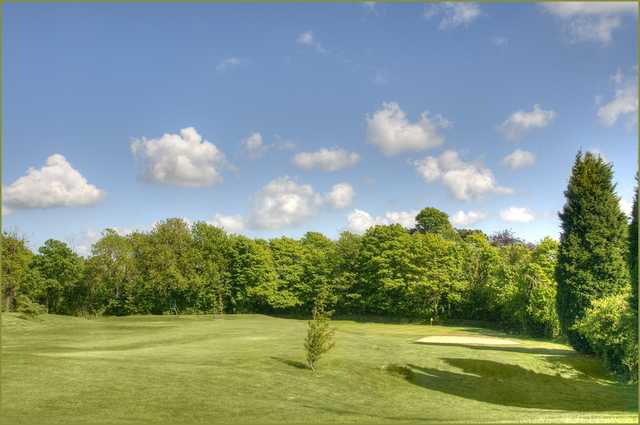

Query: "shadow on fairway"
<box><xmin>405</xmin><ymin>359</ymin><xmax>637</xmax><ymax>412</ymax></box>
<box><xmin>414</xmin><ymin>342</ymin><xmax>616</xmax><ymax>380</ymax></box>
<box><xmin>271</xmin><ymin>356</ymin><xmax>308</xmax><ymax>370</ymax></box>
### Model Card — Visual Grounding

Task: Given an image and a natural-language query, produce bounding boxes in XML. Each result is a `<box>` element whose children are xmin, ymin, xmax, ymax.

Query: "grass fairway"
<box><xmin>1</xmin><ymin>313</ymin><xmax>637</xmax><ymax>424</ymax></box>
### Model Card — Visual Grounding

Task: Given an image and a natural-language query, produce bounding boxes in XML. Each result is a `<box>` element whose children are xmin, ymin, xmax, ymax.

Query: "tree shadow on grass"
<box><xmin>404</xmin><ymin>359</ymin><xmax>637</xmax><ymax>412</ymax></box>
<box><xmin>414</xmin><ymin>342</ymin><xmax>617</xmax><ymax>380</ymax></box>
<box><xmin>271</xmin><ymin>356</ymin><xmax>308</xmax><ymax>370</ymax></box>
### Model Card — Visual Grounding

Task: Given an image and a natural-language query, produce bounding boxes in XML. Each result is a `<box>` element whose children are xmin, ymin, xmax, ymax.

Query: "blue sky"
<box><xmin>3</xmin><ymin>2</ymin><xmax>638</xmax><ymax>254</ymax></box>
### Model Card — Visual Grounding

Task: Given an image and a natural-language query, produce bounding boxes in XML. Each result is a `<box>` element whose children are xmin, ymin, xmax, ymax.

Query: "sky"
<box><xmin>3</xmin><ymin>2</ymin><xmax>638</xmax><ymax>255</ymax></box>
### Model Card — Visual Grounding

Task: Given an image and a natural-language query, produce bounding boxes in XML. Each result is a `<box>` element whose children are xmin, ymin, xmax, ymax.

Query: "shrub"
<box><xmin>574</xmin><ymin>294</ymin><xmax>637</xmax><ymax>381</ymax></box>
<box><xmin>304</xmin><ymin>294</ymin><xmax>335</xmax><ymax>371</ymax></box>
<box><xmin>15</xmin><ymin>295</ymin><xmax>46</xmax><ymax>319</ymax></box>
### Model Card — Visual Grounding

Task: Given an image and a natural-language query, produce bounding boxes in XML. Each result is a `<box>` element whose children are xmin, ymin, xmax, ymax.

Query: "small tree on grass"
<box><xmin>304</xmin><ymin>293</ymin><xmax>335</xmax><ymax>371</ymax></box>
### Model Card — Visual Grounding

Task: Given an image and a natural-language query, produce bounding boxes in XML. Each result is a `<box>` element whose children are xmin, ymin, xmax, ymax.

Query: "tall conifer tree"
<box><xmin>629</xmin><ymin>175</ymin><xmax>638</xmax><ymax>314</ymax></box>
<box><xmin>556</xmin><ymin>152</ymin><xmax>630</xmax><ymax>352</ymax></box>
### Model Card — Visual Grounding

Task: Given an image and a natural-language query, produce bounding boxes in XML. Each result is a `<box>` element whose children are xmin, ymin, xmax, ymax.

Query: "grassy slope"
<box><xmin>1</xmin><ymin>313</ymin><xmax>636</xmax><ymax>424</ymax></box>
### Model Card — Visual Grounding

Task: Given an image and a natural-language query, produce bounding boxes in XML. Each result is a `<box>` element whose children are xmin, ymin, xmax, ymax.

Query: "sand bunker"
<box><xmin>416</xmin><ymin>335</ymin><xmax>520</xmax><ymax>345</ymax></box>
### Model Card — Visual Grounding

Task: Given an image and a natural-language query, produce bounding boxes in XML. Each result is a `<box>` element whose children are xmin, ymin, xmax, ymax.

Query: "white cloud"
<box><xmin>3</xmin><ymin>154</ymin><xmax>105</xmax><ymax>210</ymax></box>
<box><xmin>366</xmin><ymin>102</ymin><xmax>449</xmax><ymax>156</ymax></box>
<box><xmin>249</xmin><ymin>177</ymin><xmax>323</xmax><ymax>230</ymax></box>
<box><xmin>216</xmin><ymin>57</ymin><xmax>245</xmax><ymax>72</ymax></box>
<box><xmin>620</xmin><ymin>198</ymin><xmax>633</xmax><ymax>218</ymax></box>
<box><xmin>131</xmin><ymin>127</ymin><xmax>226</xmax><ymax>187</ymax></box>
<box><xmin>414</xmin><ymin>150</ymin><xmax>512</xmax><ymax>201</ymax></box>
<box><xmin>499</xmin><ymin>104</ymin><xmax>556</xmax><ymax>141</ymax></box>
<box><xmin>208</xmin><ymin>214</ymin><xmax>245</xmax><ymax>234</ymax></box>
<box><xmin>425</xmin><ymin>2</ymin><xmax>482</xmax><ymax>29</ymax></box>
<box><xmin>597</xmin><ymin>70</ymin><xmax>638</xmax><ymax>126</ymax></box>
<box><xmin>346</xmin><ymin>209</ymin><xmax>418</xmax><ymax>234</ymax></box>
<box><xmin>347</xmin><ymin>209</ymin><xmax>376</xmax><ymax>234</ymax></box>
<box><xmin>326</xmin><ymin>183</ymin><xmax>354</xmax><ymax>209</ymax></box>
<box><xmin>541</xmin><ymin>2</ymin><xmax>637</xmax><ymax>45</ymax></box>
<box><xmin>241</xmin><ymin>133</ymin><xmax>296</xmax><ymax>159</ymax></box>
<box><xmin>293</xmin><ymin>148</ymin><xmax>360</xmax><ymax>172</ymax></box>
<box><xmin>296</xmin><ymin>30</ymin><xmax>326</xmax><ymax>54</ymax></box>
<box><xmin>242</xmin><ymin>132</ymin><xmax>266</xmax><ymax>159</ymax></box>
<box><xmin>502</xmin><ymin>149</ymin><xmax>536</xmax><ymax>170</ymax></box>
<box><xmin>449</xmin><ymin>210</ymin><xmax>487</xmax><ymax>227</ymax></box>
<box><xmin>500</xmin><ymin>207</ymin><xmax>535</xmax><ymax>223</ymax></box>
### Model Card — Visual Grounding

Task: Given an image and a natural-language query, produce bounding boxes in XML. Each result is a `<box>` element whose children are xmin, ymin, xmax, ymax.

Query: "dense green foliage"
<box><xmin>414</xmin><ymin>207</ymin><xmax>458</xmax><ymax>240</ymax></box>
<box><xmin>1</xmin><ymin>213</ymin><xmax>561</xmax><ymax>338</ymax></box>
<box><xmin>575</xmin><ymin>294</ymin><xmax>637</xmax><ymax>381</ymax></box>
<box><xmin>556</xmin><ymin>152</ymin><xmax>631</xmax><ymax>352</ymax></box>
<box><xmin>14</xmin><ymin>294</ymin><xmax>46</xmax><ymax>318</ymax></box>
<box><xmin>27</xmin><ymin>239</ymin><xmax>85</xmax><ymax>315</ymax></box>
<box><xmin>1</xmin><ymin>233</ymin><xmax>33</xmax><ymax>311</ymax></box>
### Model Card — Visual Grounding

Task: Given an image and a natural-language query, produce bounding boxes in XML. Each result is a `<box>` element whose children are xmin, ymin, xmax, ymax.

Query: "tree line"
<box><xmin>1</xmin><ymin>151</ymin><xmax>637</xmax><ymax>380</ymax></box>
<box><xmin>1</xmin><ymin>215</ymin><xmax>561</xmax><ymax>335</ymax></box>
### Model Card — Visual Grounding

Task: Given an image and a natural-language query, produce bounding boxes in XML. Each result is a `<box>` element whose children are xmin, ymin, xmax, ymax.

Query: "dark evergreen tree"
<box><xmin>556</xmin><ymin>152</ymin><xmax>630</xmax><ymax>352</ymax></box>
<box><xmin>629</xmin><ymin>175</ymin><xmax>638</xmax><ymax>314</ymax></box>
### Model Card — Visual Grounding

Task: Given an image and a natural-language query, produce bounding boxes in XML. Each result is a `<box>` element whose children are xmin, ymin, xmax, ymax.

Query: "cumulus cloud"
<box><xmin>499</xmin><ymin>105</ymin><xmax>555</xmax><ymax>141</ymax></box>
<box><xmin>296</xmin><ymin>30</ymin><xmax>326</xmax><ymax>54</ymax></box>
<box><xmin>449</xmin><ymin>210</ymin><xmax>487</xmax><ymax>227</ymax></box>
<box><xmin>249</xmin><ymin>177</ymin><xmax>323</xmax><ymax>229</ymax></box>
<box><xmin>216</xmin><ymin>57</ymin><xmax>245</xmax><ymax>72</ymax></box>
<box><xmin>366</xmin><ymin>102</ymin><xmax>450</xmax><ymax>156</ymax></box>
<box><xmin>326</xmin><ymin>183</ymin><xmax>354</xmax><ymax>209</ymax></box>
<box><xmin>502</xmin><ymin>149</ymin><xmax>536</xmax><ymax>170</ymax></box>
<box><xmin>414</xmin><ymin>150</ymin><xmax>512</xmax><ymax>201</ymax></box>
<box><xmin>500</xmin><ymin>207</ymin><xmax>535</xmax><ymax>223</ymax></box>
<box><xmin>208</xmin><ymin>214</ymin><xmax>246</xmax><ymax>234</ymax></box>
<box><xmin>242</xmin><ymin>132</ymin><xmax>266</xmax><ymax>159</ymax></box>
<box><xmin>425</xmin><ymin>2</ymin><xmax>482</xmax><ymax>29</ymax></box>
<box><xmin>541</xmin><ymin>2</ymin><xmax>637</xmax><ymax>45</ymax></box>
<box><xmin>131</xmin><ymin>127</ymin><xmax>226</xmax><ymax>187</ymax></box>
<box><xmin>3</xmin><ymin>154</ymin><xmax>105</xmax><ymax>211</ymax></box>
<box><xmin>597</xmin><ymin>69</ymin><xmax>638</xmax><ymax>126</ymax></box>
<box><xmin>293</xmin><ymin>148</ymin><xmax>360</xmax><ymax>172</ymax></box>
<box><xmin>346</xmin><ymin>209</ymin><xmax>418</xmax><ymax>234</ymax></box>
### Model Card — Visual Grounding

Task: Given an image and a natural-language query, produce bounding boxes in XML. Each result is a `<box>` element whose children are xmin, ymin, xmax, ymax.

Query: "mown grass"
<box><xmin>1</xmin><ymin>313</ymin><xmax>637</xmax><ymax>424</ymax></box>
